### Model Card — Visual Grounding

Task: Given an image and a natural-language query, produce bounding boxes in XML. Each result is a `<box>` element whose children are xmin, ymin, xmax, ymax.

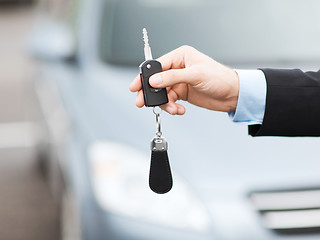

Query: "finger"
<box><xmin>149</xmin><ymin>68</ymin><xmax>198</xmax><ymax>89</ymax></box>
<box><xmin>156</xmin><ymin>45</ymin><xmax>196</xmax><ymax>70</ymax></box>
<box><xmin>136</xmin><ymin>90</ymin><xmax>144</xmax><ymax>108</ymax></box>
<box><xmin>131</xmin><ymin>45</ymin><xmax>198</xmax><ymax>92</ymax></box>
<box><xmin>176</xmin><ymin>103</ymin><xmax>186</xmax><ymax>115</ymax></box>
<box><xmin>160</xmin><ymin>101</ymin><xmax>186</xmax><ymax>115</ymax></box>
<box><xmin>165</xmin><ymin>90</ymin><xmax>186</xmax><ymax>116</ymax></box>
<box><xmin>129</xmin><ymin>74</ymin><xmax>142</xmax><ymax>92</ymax></box>
<box><xmin>167</xmin><ymin>89</ymin><xmax>179</xmax><ymax>102</ymax></box>
<box><xmin>160</xmin><ymin>102</ymin><xmax>178</xmax><ymax>115</ymax></box>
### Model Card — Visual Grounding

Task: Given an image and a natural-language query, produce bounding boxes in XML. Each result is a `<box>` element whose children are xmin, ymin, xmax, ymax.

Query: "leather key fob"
<box><xmin>149</xmin><ymin>137</ymin><xmax>173</xmax><ymax>194</ymax></box>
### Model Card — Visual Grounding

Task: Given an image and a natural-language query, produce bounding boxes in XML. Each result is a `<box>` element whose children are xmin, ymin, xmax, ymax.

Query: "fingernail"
<box><xmin>166</xmin><ymin>106</ymin><xmax>174</xmax><ymax>114</ymax></box>
<box><xmin>149</xmin><ymin>74</ymin><xmax>162</xmax><ymax>86</ymax></box>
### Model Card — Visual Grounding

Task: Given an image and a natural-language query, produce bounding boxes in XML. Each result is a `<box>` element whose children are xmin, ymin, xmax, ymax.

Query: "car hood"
<box><xmin>76</xmin><ymin>63</ymin><xmax>320</xmax><ymax>196</ymax></box>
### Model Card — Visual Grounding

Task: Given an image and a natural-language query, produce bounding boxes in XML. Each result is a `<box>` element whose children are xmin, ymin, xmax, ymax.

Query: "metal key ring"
<box><xmin>153</xmin><ymin>106</ymin><xmax>162</xmax><ymax>115</ymax></box>
<box><xmin>156</xmin><ymin>113</ymin><xmax>162</xmax><ymax>137</ymax></box>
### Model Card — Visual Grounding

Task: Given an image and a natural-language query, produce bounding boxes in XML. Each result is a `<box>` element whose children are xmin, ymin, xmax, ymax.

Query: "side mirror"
<box><xmin>27</xmin><ymin>20</ymin><xmax>75</xmax><ymax>61</ymax></box>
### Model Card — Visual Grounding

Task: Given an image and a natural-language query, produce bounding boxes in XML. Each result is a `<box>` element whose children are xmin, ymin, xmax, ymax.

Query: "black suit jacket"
<box><xmin>249</xmin><ymin>68</ymin><xmax>320</xmax><ymax>137</ymax></box>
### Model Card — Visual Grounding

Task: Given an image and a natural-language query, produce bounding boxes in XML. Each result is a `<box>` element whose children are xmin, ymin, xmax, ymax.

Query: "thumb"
<box><xmin>149</xmin><ymin>68</ymin><xmax>196</xmax><ymax>88</ymax></box>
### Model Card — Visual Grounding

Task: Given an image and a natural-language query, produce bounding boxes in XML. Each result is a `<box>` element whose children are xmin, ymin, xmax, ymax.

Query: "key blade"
<box><xmin>142</xmin><ymin>28</ymin><xmax>153</xmax><ymax>60</ymax></box>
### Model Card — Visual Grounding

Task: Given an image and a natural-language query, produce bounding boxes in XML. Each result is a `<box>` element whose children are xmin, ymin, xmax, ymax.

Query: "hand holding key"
<box><xmin>129</xmin><ymin>45</ymin><xmax>240</xmax><ymax>115</ymax></box>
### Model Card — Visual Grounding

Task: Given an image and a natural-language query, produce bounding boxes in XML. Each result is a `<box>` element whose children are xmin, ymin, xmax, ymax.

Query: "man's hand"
<box><xmin>129</xmin><ymin>45</ymin><xmax>239</xmax><ymax>115</ymax></box>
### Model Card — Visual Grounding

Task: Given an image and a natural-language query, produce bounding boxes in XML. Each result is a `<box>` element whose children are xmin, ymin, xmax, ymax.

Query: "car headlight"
<box><xmin>88</xmin><ymin>141</ymin><xmax>210</xmax><ymax>232</ymax></box>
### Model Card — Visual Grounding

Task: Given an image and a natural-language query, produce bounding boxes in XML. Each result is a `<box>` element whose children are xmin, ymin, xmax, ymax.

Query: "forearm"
<box><xmin>249</xmin><ymin>68</ymin><xmax>320</xmax><ymax>137</ymax></box>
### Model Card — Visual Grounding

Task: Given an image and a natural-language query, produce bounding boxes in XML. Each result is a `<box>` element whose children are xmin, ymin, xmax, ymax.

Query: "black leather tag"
<box><xmin>149</xmin><ymin>150</ymin><xmax>173</xmax><ymax>194</ymax></box>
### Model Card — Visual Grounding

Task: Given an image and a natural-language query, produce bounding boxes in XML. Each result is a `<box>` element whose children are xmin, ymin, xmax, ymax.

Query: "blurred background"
<box><xmin>2</xmin><ymin>0</ymin><xmax>320</xmax><ymax>240</ymax></box>
<box><xmin>0</xmin><ymin>1</ymin><xmax>59</xmax><ymax>240</ymax></box>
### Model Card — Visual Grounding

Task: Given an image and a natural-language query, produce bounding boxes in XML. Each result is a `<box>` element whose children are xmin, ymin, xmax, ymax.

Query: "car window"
<box><xmin>100</xmin><ymin>0</ymin><xmax>320</xmax><ymax>65</ymax></box>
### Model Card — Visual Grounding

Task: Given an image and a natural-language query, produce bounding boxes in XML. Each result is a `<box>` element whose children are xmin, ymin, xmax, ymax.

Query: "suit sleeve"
<box><xmin>249</xmin><ymin>68</ymin><xmax>320</xmax><ymax>137</ymax></box>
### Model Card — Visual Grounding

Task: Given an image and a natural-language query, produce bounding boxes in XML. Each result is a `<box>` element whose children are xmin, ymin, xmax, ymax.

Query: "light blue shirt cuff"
<box><xmin>229</xmin><ymin>69</ymin><xmax>267</xmax><ymax>125</ymax></box>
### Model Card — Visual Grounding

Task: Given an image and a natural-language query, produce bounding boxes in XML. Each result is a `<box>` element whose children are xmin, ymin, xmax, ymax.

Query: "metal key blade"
<box><xmin>142</xmin><ymin>28</ymin><xmax>153</xmax><ymax>61</ymax></box>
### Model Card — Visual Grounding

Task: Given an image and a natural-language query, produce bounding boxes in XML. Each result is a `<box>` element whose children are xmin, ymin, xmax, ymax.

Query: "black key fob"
<box><xmin>149</xmin><ymin>137</ymin><xmax>173</xmax><ymax>194</ymax></box>
<box><xmin>139</xmin><ymin>60</ymin><xmax>168</xmax><ymax>107</ymax></box>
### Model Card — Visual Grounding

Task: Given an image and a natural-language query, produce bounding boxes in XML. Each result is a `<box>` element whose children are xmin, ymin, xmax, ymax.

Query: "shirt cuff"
<box><xmin>229</xmin><ymin>69</ymin><xmax>267</xmax><ymax>125</ymax></box>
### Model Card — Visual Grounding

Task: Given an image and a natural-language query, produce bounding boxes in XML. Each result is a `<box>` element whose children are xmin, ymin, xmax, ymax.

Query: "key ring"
<box><xmin>153</xmin><ymin>107</ymin><xmax>162</xmax><ymax>137</ymax></box>
<box><xmin>155</xmin><ymin>113</ymin><xmax>162</xmax><ymax>137</ymax></box>
<box><xmin>153</xmin><ymin>106</ymin><xmax>162</xmax><ymax>115</ymax></box>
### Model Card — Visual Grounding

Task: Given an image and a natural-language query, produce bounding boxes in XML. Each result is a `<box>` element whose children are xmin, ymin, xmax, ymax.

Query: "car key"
<box><xmin>139</xmin><ymin>28</ymin><xmax>168</xmax><ymax>107</ymax></box>
<box><xmin>137</xmin><ymin>28</ymin><xmax>173</xmax><ymax>194</ymax></box>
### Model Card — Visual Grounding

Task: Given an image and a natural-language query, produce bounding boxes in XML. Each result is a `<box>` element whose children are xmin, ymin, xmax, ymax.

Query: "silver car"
<box><xmin>29</xmin><ymin>0</ymin><xmax>320</xmax><ymax>239</ymax></box>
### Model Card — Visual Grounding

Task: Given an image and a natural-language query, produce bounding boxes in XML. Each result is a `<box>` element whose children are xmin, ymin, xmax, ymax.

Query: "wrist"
<box><xmin>230</xmin><ymin>69</ymin><xmax>266</xmax><ymax>124</ymax></box>
<box><xmin>225</xmin><ymin>69</ymin><xmax>239</xmax><ymax>112</ymax></box>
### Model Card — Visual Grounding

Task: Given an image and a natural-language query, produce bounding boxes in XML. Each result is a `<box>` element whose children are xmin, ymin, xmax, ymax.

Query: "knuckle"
<box><xmin>179</xmin><ymin>45</ymin><xmax>194</xmax><ymax>52</ymax></box>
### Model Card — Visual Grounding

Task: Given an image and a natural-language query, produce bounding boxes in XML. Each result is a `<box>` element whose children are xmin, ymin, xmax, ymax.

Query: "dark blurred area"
<box><xmin>0</xmin><ymin>1</ymin><xmax>59</xmax><ymax>240</ymax></box>
<box><xmin>0</xmin><ymin>0</ymin><xmax>33</xmax><ymax>5</ymax></box>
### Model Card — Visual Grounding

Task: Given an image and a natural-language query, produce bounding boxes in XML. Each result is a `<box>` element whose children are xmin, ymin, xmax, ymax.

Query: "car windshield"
<box><xmin>100</xmin><ymin>0</ymin><xmax>320</xmax><ymax>66</ymax></box>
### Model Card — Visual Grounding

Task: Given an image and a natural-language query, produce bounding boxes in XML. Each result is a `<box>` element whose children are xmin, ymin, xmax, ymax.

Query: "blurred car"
<box><xmin>29</xmin><ymin>0</ymin><xmax>320</xmax><ymax>239</ymax></box>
